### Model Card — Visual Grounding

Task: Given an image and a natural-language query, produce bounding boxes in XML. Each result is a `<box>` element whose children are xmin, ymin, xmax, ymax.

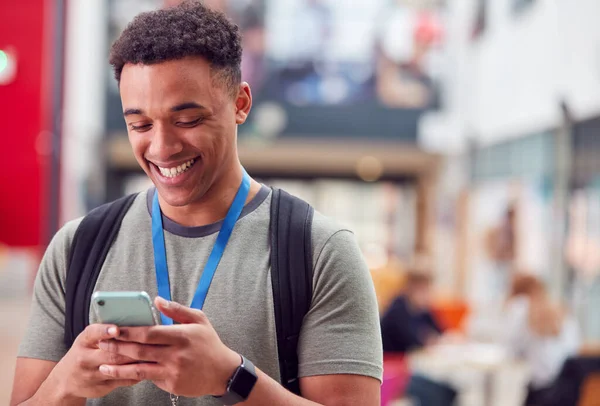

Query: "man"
<box><xmin>380</xmin><ymin>267</ymin><xmax>456</xmax><ymax>406</ymax></box>
<box><xmin>10</xmin><ymin>2</ymin><xmax>382</xmax><ymax>405</ymax></box>
<box><xmin>380</xmin><ymin>269</ymin><xmax>442</xmax><ymax>353</ymax></box>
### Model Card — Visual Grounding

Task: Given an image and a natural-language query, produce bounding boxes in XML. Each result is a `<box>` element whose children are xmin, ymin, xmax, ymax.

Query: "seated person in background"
<box><xmin>504</xmin><ymin>273</ymin><xmax>580</xmax><ymax>406</ymax></box>
<box><xmin>381</xmin><ymin>265</ymin><xmax>456</xmax><ymax>406</ymax></box>
<box><xmin>381</xmin><ymin>268</ymin><xmax>443</xmax><ymax>353</ymax></box>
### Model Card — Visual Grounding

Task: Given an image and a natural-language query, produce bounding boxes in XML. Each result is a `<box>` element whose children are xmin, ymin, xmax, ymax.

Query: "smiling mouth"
<box><xmin>153</xmin><ymin>158</ymin><xmax>197</xmax><ymax>178</ymax></box>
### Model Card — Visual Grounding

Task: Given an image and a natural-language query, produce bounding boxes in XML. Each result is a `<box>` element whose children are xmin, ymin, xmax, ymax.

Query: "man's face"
<box><xmin>410</xmin><ymin>284</ymin><xmax>433</xmax><ymax>311</ymax></box>
<box><xmin>119</xmin><ymin>57</ymin><xmax>250</xmax><ymax>208</ymax></box>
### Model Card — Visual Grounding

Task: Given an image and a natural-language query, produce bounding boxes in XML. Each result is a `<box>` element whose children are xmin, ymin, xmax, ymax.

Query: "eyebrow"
<box><xmin>123</xmin><ymin>108</ymin><xmax>143</xmax><ymax>117</ymax></box>
<box><xmin>122</xmin><ymin>102</ymin><xmax>206</xmax><ymax>117</ymax></box>
<box><xmin>171</xmin><ymin>102</ymin><xmax>206</xmax><ymax>112</ymax></box>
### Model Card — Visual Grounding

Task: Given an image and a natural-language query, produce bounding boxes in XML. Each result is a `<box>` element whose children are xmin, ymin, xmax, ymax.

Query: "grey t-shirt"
<box><xmin>19</xmin><ymin>186</ymin><xmax>383</xmax><ymax>405</ymax></box>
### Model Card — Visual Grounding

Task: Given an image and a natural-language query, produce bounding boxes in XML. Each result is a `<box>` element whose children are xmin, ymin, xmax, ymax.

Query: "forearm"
<box><xmin>240</xmin><ymin>369</ymin><xmax>321</xmax><ymax>406</ymax></box>
<box><xmin>16</xmin><ymin>374</ymin><xmax>84</xmax><ymax>406</ymax></box>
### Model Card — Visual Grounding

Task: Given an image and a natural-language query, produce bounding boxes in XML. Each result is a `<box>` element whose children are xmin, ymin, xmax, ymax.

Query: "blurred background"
<box><xmin>2</xmin><ymin>0</ymin><xmax>600</xmax><ymax>405</ymax></box>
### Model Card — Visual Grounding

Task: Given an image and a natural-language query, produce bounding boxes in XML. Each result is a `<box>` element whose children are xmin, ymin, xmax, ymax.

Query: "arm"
<box><xmin>11</xmin><ymin>220</ymin><xmax>139</xmax><ymax>405</ymax></box>
<box><xmin>9</xmin><ymin>358</ymin><xmax>78</xmax><ymax>406</ymax></box>
<box><xmin>12</xmin><ymin>326</ymin><xmax>142</xmax><ymax>406</ymax></box>
<box><xmin>239</xmin><ymin>371</ymin><xmax>380</xmax><ymax>406</ymax></box>
<box><xmin>11</xmin><ymin>223</ymin><xmax>77</xmax><ymax>406</ymax></box>
<box><xmin>11</xmin><ymin>325</ymin><xmax>140</xmax><ymax>406</ymax></box>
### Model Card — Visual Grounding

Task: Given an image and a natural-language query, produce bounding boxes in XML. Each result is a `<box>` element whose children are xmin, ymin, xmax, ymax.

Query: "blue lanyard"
<box><xmin>151</xmin><ymin>170</ymin><xmax>251</xmax><ymax>325</ymax></box>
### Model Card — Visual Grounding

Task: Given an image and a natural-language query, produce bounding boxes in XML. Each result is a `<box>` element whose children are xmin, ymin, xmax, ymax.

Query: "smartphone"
<box><xmin>92</xmin><ymin>291</ymin><xmax>159</xmax><ymax>326</ymax></box>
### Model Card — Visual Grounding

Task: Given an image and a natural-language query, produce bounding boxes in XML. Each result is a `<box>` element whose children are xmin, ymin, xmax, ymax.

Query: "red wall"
<box><xmin>0</xmin><ymin>1</ymin><xmax>52</xmax><ymax>247</ymax></box>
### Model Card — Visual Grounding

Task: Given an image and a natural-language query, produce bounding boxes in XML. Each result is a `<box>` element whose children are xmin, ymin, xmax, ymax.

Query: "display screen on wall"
<box><xmin>105</xmin><ymin>0</ymin><xmax>445</xmax><ymax>140</ymax></box>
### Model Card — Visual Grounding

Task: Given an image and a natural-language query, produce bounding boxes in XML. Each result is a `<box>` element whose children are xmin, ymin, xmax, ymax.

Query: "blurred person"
<box><xmin>375</xmin><ymin>1</ymin><xmax>442</xmax><ymax>109</ymax></box>
<box><xmin>287</xmin><ymin>0</ymin><xmax>331</xmax><ymax>67</ymax></box>
<box><xmin>381</xmin><ymin>266</ymin><xmax>443</xmax><ymax>352</ymax></box>
<box><xmin>380</xmin><ymin>263</ymin><xmax>457</xmax><ymax>406</ymax></box>
<box><xmin>272</xmin><ymin>0</ymin><xmax>333</xmax><ymax>105</ymax></box>
<box><xmin>10</xmin><ymin>2</ymin><xmax>382</xmax><ymax>406</ymax></box>
<box><xmin>504</xmin><ymin>273</ymin><xmax>580</xmax><ymax>406</ymax></box>
<box><xmin>485</xmin><ymin>205</ymin><xmax>517</xmax><ymax>264</ymax></box>
<box><xmin>236</xmin><ymin>0</ymin><xmax>267</xmax><ymax>93</ymax></box>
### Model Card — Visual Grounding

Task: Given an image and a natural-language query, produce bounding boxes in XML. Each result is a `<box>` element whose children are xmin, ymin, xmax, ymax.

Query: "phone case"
<box><xmin>91</xmin><ymin>291</ymin><xmax>159</xmax><ymax>326</ymax></box>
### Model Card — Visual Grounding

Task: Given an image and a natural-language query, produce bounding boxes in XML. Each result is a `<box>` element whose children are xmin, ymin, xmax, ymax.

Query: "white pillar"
<box><xmin>60</xmin><ymin>0</ymin><xmax>108</xmax><ymax>223</ymax></box>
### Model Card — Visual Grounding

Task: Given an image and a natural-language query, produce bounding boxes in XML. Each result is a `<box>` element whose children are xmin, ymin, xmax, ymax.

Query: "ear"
<box><xmin>234</xmin><ymin>82</ymin><xmax>252</xmax><ymax>125</ymax></box>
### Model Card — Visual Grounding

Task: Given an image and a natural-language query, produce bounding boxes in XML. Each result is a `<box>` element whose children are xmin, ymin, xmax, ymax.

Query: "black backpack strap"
<box><xmin>63</xmin><ymin>193</ymin><xmax>138</xmax><ymax>348</ymax></box>
<box><xmin>270</xmin><ymin>188</ymin><xmax>314</xmax><ymax>395</ymax></box>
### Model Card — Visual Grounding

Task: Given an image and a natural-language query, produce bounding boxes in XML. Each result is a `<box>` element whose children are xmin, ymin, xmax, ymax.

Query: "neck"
<box><xmin>157</xmin><ymin>164</ymin><xmax>262</xmax><ymax>227</ymax></box>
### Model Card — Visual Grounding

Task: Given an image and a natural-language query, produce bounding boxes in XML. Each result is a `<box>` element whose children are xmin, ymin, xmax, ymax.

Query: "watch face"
<box><xmin>230</xmin><ymin>366</ymin><xmax>258</xmax><ymax>399</ymax></box>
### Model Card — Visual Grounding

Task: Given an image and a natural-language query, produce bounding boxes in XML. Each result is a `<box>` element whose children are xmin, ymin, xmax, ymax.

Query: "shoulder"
<box><xmin>310</xmin><ymin>210</ymin><xmax>356</xmax><ymax>262</ymax></box>
<box><xmin>391</xmin><ymin>295</ymin><xmax>409</xmax><ymax>309</ymax></box>
<box><xmin>270</xmin><ymin>188</ymin><xmax>357</xmax><ymax>261</ymax></box>
<box><xmin>50</xmin><ymin>191</ymin><xmax>147</xmax><ymax>257</ymax></box>
<box><xmin>383</xmin><ymin>295</ymin><xmax>409</xmax><ymax>316</ymax></box>
<box><xmin>46</xmin><ymin>217</ymin><xmax>83</xmax><ymax>260</ymax></box>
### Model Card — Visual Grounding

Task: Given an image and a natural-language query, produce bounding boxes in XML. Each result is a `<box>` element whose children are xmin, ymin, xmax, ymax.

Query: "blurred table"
<box><xmin>408</xmin><ymin>342</ymin><xmax>529</xmax><ymax>406</ymax></box>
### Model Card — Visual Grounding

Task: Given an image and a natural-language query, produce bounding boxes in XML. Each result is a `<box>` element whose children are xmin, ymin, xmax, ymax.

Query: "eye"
<box><xmin>176</xmin><ymin>118</ymin><xmax>203</xmax><ymax>127</ymax></box>
<box><xmin>129</xmin><ymin>123</ymin><xmax>152</xmax><ymax>132</ymax></box>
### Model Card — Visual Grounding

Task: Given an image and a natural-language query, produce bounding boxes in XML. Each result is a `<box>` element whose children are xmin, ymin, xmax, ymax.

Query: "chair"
<box><xmin>578</xmin><ymin>373</ymin><xmax>600</xmax><ymax>406</ymax></box>
<box><xmin>430</xmin><ymin>298</ymin><xmax>470</xmax><ymax>333</ymax></box>
<box><xmin>381</xmin><ymin>354</ymin><xmax>410</xmax><ymax>406</ymax></box>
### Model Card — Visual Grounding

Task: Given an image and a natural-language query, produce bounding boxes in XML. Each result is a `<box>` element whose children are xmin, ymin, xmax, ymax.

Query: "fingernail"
<box><xmin>98</xmin><ymin>341</ymin><xmax>107</xmax><ymax>350</ymax></box>
<box><xmin>108</xmin><ymin>326</ymin><xmax>118</xmax><ymax>336</ymax></box>
<box><xmin>156</xmin><ymin>296</ymin><xmax>169</xmax><ymax>308</ymax></box>
<box><xmin>99</xmin><ymin>365</ymin><xmax>111</xmax><ymax>375</ymax></box>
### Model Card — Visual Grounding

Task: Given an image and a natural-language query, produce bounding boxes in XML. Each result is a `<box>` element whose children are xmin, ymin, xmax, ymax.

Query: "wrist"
<box><xmin>213</xmin><ymin>348</ymin><xmax>243</xmax><ymax>396</ymax></box>
<box><xmin>40</xmin><ymin>370</ymin><xmax>83</xmax><ymax>406</ymax></box>
<box><xmin>213</xmin><ymin>355</ymin><xmax>259</xmax><ymax>405</ymax></box>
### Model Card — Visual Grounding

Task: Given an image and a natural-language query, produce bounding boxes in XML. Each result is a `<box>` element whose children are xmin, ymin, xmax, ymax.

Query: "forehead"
<box><xmin>119</xmin><ymin>57</ymin><xmax>225</xmax><ymax>109</ymax></box>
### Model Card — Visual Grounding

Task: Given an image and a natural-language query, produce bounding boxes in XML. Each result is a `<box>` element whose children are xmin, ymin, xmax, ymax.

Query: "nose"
<box><xmin>147</xmin><ymin>122</ymin><xmax>184</xmax><ymax>162</ymax></box>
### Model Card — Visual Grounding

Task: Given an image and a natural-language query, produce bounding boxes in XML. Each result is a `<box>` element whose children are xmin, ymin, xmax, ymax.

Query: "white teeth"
<box><xmin>157</xmin><ymin>159</ymin><xmax>196</xmax><ymax>178</ymax></box>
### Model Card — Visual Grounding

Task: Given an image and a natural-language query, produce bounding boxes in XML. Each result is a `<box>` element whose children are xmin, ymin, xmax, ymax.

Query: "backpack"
<box><xmin>63</xmin><ymin>188</ymin><xmax>314</xmax><ymax>395</ymax></box>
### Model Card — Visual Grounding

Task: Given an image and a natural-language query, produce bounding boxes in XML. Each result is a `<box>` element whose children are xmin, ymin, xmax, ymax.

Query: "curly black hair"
<box><xmin>109</xmin><ymin>1</ymin><xmax>242</xmax><ymax>95</ymax></box>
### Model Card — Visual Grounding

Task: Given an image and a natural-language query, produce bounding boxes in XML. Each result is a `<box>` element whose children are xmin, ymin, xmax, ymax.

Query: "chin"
<box><xmin>155</xmin><ymin>186</ymin><xmax>197</xmax><ymax>207</ymax></box>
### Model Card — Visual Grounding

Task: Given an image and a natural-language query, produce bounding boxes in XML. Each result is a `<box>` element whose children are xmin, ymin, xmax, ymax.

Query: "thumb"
<box><xmin>155</xmin><ymin>296</ymin><xmax>205</xmax><ymax>324</ymax></box>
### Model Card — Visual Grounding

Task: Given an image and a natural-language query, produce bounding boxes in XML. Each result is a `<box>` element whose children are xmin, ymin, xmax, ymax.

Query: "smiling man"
<box><xmin>10</xmin><ymin>2</ymin><xmax>382</xmax><ymax>406</ymax></box>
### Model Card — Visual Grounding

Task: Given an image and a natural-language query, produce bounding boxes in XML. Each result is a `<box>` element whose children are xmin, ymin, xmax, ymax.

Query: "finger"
<box><xmin>99</xmin><ymin>340</ymin><xmax>166</xmax><ymax>363</ymax></box>
<box><xmin>155</xmin><ymin>296</ymin><xmax>206</xmax><ymax>324</ymax></box>
<box><xmin>78</xmin><ymin>324</ymin><xmax>120</xmax><ymax>347</ymax></box>
<box><xmin>116</xmin><ymin>326</ymin><xmax>183</xmax><ymax>345</ymax></box>
<box><xmin>99</xmin><ymin>363</ymin><xmax>166</xmax><ymax>381</ymax></box>
<box><xmin>100</xmin><ymin>379</ymin><xmax>141</xmax><ymax>389</ymax></box>
<box><xmin>95</xmin><ymin>348</ymin><xmax>139</xmax><ymax>366</ymax></box>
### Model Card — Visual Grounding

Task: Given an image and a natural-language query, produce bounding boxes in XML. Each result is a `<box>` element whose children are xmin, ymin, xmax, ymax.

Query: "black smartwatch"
<box><xmin>214</xmin><ymin>355</ymin><xmax>258</xmax><ymax>405</ymax></box>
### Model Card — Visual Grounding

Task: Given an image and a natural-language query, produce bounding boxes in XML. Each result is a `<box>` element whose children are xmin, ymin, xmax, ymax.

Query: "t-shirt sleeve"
<box><xmin>18</xmin><ymin>219</ymin><xmax>81</xmax><ymax>362</ymax></box>
<box><xmin>297</xmin><ymin>229</ymin><xmax>383</xmax><ymax>382</ymax></box>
